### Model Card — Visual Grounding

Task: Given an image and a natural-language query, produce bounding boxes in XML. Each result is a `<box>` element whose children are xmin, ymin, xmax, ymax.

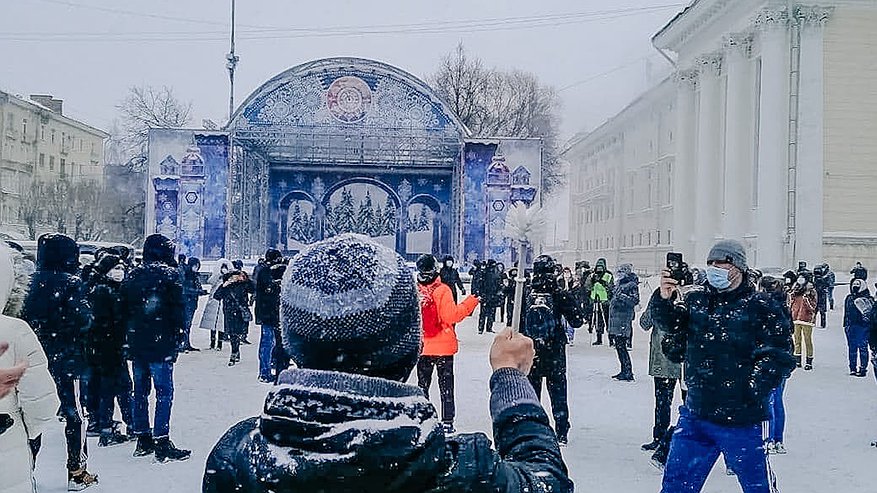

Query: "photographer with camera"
<box><xmin>520</xmin><ymin>255</ymin><xmax>584</xmax><ymax>445</ymax></box>
<box><xmin>588</xmin><ymin>258</ymin><xmax>614</xmax><ymax>346</ymax></box>
<box><xmin>651</xmin><ymin>240</ymin><xmax>795</xmax><ymax>493</ymax></box>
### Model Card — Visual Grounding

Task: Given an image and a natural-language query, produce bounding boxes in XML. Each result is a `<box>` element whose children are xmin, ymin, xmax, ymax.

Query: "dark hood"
<box><xmin>36</xmin><ymin>233</ymin><xmax>79</xmax><ymax>273</ymax></box>
<box><xmin>250</xmin><ymin>369</ymin><xmax>447</xmax><ymax>492</ymax></box>
<box><xmin>142</xmin><ymin>234</ymin><xmax>176</xmax><ymax>265</ymax></box>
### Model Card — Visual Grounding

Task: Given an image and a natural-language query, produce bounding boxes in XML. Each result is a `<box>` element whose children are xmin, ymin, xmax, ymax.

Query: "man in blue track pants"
<box><xmin>651</xmin><ymin>240</ymin><xmax>795</xmax><ymax>493</ymax></box>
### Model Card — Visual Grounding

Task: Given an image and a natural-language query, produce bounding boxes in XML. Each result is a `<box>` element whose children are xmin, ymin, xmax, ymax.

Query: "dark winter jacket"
<box><xmin>22</xmin><ymin>234</ymin><xmax>93</xmax><ymax>376</ymax></box>
<box><xmin>520</xmin><ymin>283</ymin><xmax>584</xmax><ymax>350</ymax></box>
<box><xmin>608</xmin><ymin>267</ymin><xmax>639</xmax><ymax>338</ymax></box>
<box><xmin>851</xmin><ymin>265</ymin><xmax>868</xmax><ymax>281</ymax></box>
<box><xmin>119</xmin><ymin>235</ymin><xmax>185</xmax><ymax>363</ymax></box>
<box><xmin>651</xmin><ymin>280</ymin><xmax>795</xmax><ymax>426</ymax></box>
<box><xmin>254</xmin><ymin>262</ymin><xmax>282</xmax><ymax>326</ymax></box>
<box><xmin>181</xmin><ymin>259</ymin><xmax>206</xmax><ymax>305</ymax></box>
<box><xmin>213</xmin><ymin>271</ymin><xmax>254</xmax><ymax>335</ymax></box>
<box><xmin>85</xmin><ymin>276</ymin><xmax>126</xmax><ymax>375</ymax></box>
<box><xmin>202</xmin><ymin>367</ymin><xmax>571</xmax><ymax>493</ymax></box>
<box><xmin>478</xmin><ymin>265</ymin><xmax>503</xmax><ymax>308</ymax></box>
<box><xmin>439</xmin><ymin>260</ymin><xmax>465</xmax><ymax>302</ymax></box>
<box><xmin>843</xmin><ymin>287</ymin><xmax>873</xmax><ymax>328</ymax></box>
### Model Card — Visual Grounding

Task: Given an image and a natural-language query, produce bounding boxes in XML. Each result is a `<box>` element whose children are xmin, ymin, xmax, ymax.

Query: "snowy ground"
<box><xmin>33</xmin><ymin>301</ymin><xmax>877</xmax><ymax>492</ymax></box>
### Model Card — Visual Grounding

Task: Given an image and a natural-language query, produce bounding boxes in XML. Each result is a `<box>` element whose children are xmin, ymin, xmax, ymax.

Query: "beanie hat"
<box><xmin>94</xmin><ymin>253</ymin><xmax>121</xmax><ymax>276</ymax></box>
<box><xmin>36</xmin><ymin>233</ymin><xmax>79</xmax><ymax>273</ymax></box>
<box><xmin>280</xmin><ymin>233</ymin><xmax>421</xmax><ymax>382</ymax></box>
<box><xmin>707</xmin><ymin>239</ymin><xmax>748</xmax><ymax>271</ymax></box>
<box><xmin>416</xmin><ymin>254</ymin><xmax>437</xmax><ymax>273</ymax></box>
<box><xmin>265</xmin><ymin>248</ymin><xmax>283</xmax><ymax>264</ymax></box>
<box><xmin>143</xmin><ymin>234</ymin><xmax>176</xmax><ymax>265</ymax></box>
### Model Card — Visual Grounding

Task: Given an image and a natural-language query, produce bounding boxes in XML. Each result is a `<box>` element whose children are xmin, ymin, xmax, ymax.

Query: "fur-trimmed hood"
<box><xmin>0</xmin><ymin>242</ymin><xmax>32</xmax><ymax>318</ymax></box>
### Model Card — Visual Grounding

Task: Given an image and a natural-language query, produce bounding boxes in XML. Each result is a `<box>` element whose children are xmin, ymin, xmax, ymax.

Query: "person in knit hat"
<box><xmin>203</xmin><ymin>234</ymin><xmax>573</xmax><ymax>493</ymax></box>
<box><xmin>651</xmin><ymin>239</ymin><xmax>795</xmax><ymax>492</ymax></box>
<box><xmin>415</xmin><ymin>253</ymin><xmax>479</xmax><ymax>434</ymax></box>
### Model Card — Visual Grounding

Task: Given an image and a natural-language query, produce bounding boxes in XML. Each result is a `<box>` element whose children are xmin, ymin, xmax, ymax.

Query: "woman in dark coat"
<box><xmin>213</xmin><ymin>266</ymin><xmax>254</xmax><ymax>366</ymax></box>
<box><xmin>85</xmin><ymin>254</ymin><xmax>133</xmax><ymax>446</ymax></box>
<box><xmin>608</xmin><ymin>264</ymin><xmax>639</xmax><ymax>381</ymax></box>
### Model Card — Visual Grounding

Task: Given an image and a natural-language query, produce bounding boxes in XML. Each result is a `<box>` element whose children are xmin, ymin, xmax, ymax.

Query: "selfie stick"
<box><xmin>504</xmin><ymin>204</ymin><xmax>547</xmax><ymax>334</ymax></box>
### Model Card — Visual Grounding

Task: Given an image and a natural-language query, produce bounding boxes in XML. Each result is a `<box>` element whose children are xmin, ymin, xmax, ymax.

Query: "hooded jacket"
<box><xmin>86</xmin><ymin>266</ymin><xmax>127</xmax><ymax>375</ymax></box>
<box><xmin>21</xmin><ymin>234</ymin><xmax>93</xmax><ymax>376</ymax></box>
<box><xmin>213</xmin><ymin>270</ymin><xmax>255</xmax><ymax>336</ymax></box>
<box><xmin>199</xmin><ymin>259</ymin><xmax>233</xmax><ymax>333</ymax></box>
<box><xmin>608</xmin><ymin>265</ymin><xmax>639</xmax><ymax>337</ymax></box>
<box><xmin>254</xmin><ymin>257</ymin><xmax>282</xmax><ymax>326</ymax></box>
<box><xmin>203</xmin><ymin>367</ymin><xmax>572</xmax><ymax>493</ymax></box>
<box><xmin>0</xmin><ymin>243</ymin><xmax>60</xmax><ymax>493</ymax></box>
<box><xmin>418</xmin><ymin>277</ymin><xmax>479</xmax><ymax>356</ymax></box>
<box><xmin>789</xmin><ymin>284</ymin><xmax>817</xmax><ymax>324</ymax></box>
<box><xmin>651</xmin><ymin>278</ymin><xmax>795</xmax><ymax>426</ymax></box>
<box><xmin>119</xmin><ymin>235</ymin><xmax>185</xmax><ymax>363</ymax></box>
<box><xmin>843</xmin><ymin>284</ymin><xmax>873</xmax><ymax>328</ymax></box>
<box><xmin>438</xmin><ymin>256</ymin><xmax>465</xmax><ymax>301</ymax></box>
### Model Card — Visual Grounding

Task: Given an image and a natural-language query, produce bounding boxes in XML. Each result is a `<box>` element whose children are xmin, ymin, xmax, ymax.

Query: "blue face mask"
<box><xmin>706</xmin><ymin>265</ymin><xmax>732</xmax><ymax>290</ymax></box>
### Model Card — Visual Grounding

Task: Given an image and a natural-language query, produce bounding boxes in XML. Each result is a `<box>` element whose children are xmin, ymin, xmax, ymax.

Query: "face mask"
<box><xmin>563</xmin><ymin>273</ymin><xmax>572</xmax><ymax>279</ymax></box>
<box><xmin>797</xmin><ymin>278</ymin><xmax>806</xmax><ymax>286</ymax></box>
<box><xmin>706</xmin><ymin>265</ymin><xmax>732</xmax><ymax>290</ymax></box>
<box><xmin>108</xmin><ymin>266</ymin><xmax>125</xmax><ymax>282</ymax></box>
<box><xmin>445</xmin><ymin>261</ymin><xmax>453</xmax><ymax>268</ymax></box>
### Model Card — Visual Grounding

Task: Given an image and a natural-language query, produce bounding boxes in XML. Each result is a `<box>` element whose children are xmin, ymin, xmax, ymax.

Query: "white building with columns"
<box><xmin>566</xmin><ymin>0</ymin><xmax>877</xmax><ymax>273</ymax></box>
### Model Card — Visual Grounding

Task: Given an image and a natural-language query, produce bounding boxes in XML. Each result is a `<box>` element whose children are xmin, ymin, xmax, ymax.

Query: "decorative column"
<box><xmin>153</xmin><ymin>156</ymin><xmax>181</xmax><ymax>241</ymax></box>
<box><xmin>671</xmin><ymin>68</ymin><xmax>698</xmax><ymax>259</ymax></box>
<box><xmin>693</xmin><ymin>53</ymin><xmax>724</xmax><ymax>263</ymax></box>
<box><xmin>794</xmin><ymin>6</ymin><xmax>833</xmax><ymax>265</ymax></box>
<box><xmin>754</xmin><ymin>8</ymin><xmax>791</xmax><ymax>270</ymax></box>
<box><xmin>723</xmin><ymin>34</ymin><xmax>755</xmax><ymax>241</ymax></box>
<box><xmin>178</xmin><ymin>144</ymin><xmax>206</xmax><ymax>258</ymax></box>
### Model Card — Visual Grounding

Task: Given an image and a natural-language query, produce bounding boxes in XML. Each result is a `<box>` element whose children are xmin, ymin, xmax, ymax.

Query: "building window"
<box><xmin>60</xmin><ymin>158</ymin><xmax>66</xmax><ymax>177</ymax></box>
<box><xmin>39</xmin><ymin>153</ymin><xmax>45</xmax><ymax>168</ymax></box>
<box><xmin>51</xmin><ymin>129</ymin><xmax>56</xmax><ymax>143</ymax></box>
<box><xmin>41</xmin><ymin>125</ymin><xmax>46</xmax><ymax>141</ymax></box>
<box><xmin>657</xmin><ymin>230</ymin><xmax>662</xmax><ymax>244</ymax></box>
<box><xmin>667</xmin><ymin>230</ymin><xmax>672</xmax><ymax>244</ymax></box>
<box><xmin>79</xmin><ymin>139</ymin><xmax>83</xmax><ymax>151</ymax></box>
<box><xmin>21</xmin><ymin>119</ymin><xmax>28</xmax><ymax>140</ymax></box>
<box><xmin>6</xmin><ymin>113</ymin><xmax>13</xmax><ymax>132</ymax></box>
<box><xmin>638</xmin><ymin>233</ymin><xmax>643</xmax><ymax>246</ymax></box>
<box><xmin>49</xmin><ymin>156</ymin><xmax>55</xmax><ymax>171</ymax></box>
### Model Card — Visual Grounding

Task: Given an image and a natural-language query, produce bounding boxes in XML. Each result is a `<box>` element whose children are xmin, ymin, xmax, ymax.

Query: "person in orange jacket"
<box><xmin>415</xmin><ymin>254</ymin><xmax>479</xmax><ymax>434</ymax></box>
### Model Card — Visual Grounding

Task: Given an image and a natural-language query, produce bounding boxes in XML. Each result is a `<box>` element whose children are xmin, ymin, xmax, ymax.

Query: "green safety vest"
<box><xmin>590</xmin><ymin>272</ymin><xmax>614</xmax><ymax>302</ymax></box>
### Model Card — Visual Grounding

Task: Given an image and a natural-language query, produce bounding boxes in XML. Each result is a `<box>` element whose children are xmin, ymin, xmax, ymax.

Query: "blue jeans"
<box><xmin>259</xmin><ymin>325</ymin><xmax>276</xmax><ymax>380</ymax></box>
<box><xmin>662</xmin><ymin>406</ymin><xmax>771</xmax><ymax>493</ymax></box>
<box><xmin>132</xmin><ymin>361</ymin><xmax>174</xmax><ymax>438</ymax></box>
<box><xmin>844</xmin><ymin>324</ymin><xmax>870</xmax><ymax>372</ymax></box>
<box><xmin>768</xmin><ymin>378</ymin><xmax>786</xmax><ymax>443</ymax></box>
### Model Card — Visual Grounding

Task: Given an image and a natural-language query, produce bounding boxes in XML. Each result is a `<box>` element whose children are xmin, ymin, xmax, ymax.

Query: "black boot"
<box><xmin>133</xmin><ymin>434</ymin><xmax>155</xmax><ymax>457</ymax></box>
<box><xmin>804</xmin><ymin>357</ymin><xmax>813</xmax><ymax>371</ymax></box>
<box><xmin>641</xmin><ymin>439</ymin><xmax>660</xmax><ymax>451</ymax></box>
<box><xmin>98</xmin><ymin>429</ymin><xmax>130</xmax><ymax>448</ymax></box>
<box><xmin>154</xmin><ymin>436</ymin><xmax>191</xmax><ymax>463</ymax></box>
<box><xmin>795</xmin><ymin>355</ymin><xmax>802</xmax><ymax>368</ymax></box>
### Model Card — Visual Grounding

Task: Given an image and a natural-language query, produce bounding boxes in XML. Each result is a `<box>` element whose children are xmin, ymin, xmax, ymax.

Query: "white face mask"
<box><xmin>108</xmin><ymin>266</ymin><xmax>125</xmax><ymax>282</ymax></box>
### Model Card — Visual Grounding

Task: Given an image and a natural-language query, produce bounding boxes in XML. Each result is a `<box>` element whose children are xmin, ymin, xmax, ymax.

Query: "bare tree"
<box><xmin>429</xmin><ymin>45</ymin><xmax>565</xmax><ymax>195</ymax></box>
<box><xmin>117</xmin><ymin>85</ymin><xmax>192</xmax><ymax>172</ymax></box>
<box><xmin>20</xmin><ymin>180</ymin><xmax>46</xmax><ymax>240</ymax></box>
<box><xmin>71</xmin><ymin>180</ymin><xmax>106</xmax><ymax>241</ymax></box>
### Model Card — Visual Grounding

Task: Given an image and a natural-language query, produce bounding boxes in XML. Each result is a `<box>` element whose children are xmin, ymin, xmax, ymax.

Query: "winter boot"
<box><xmin>804</xmin><ymin>357</ymin><xmax>813</xmax><ymax>371</ymax></box>
<box><xmin>133</xmin><ymin>434</ymin><xmax>155</xmax><ymax>457</ymax></box>
<box><xmin>85</xmin><ymin>421</ymin><xmax>100</xmax><ymax>438</ymax></box>
<box><xmin>641</xmin><ymin>439</ymin><xmax>660</xmax><ymax>452</ymax></box>
<box><xmin>154</xmin><ymin>437</ymin><xmax>191</xmax><ymax>463</ymax></box>
<box><xmin>556</xmin><ymin>431</ymin><xmax>569</xmax><ymax>446</ymax></box>
<box><xmin>795</xmin><ymin>355</ymin><xmax>802</xmax><ymax>368</ymax></box>
<box><xmin>856</xmin><ymin>368</ymin><xmax>868</xmax><ymax>378</ymax></box>
<box><xmin>773</xmin><ymin>442</ymin><xmax>787</xmax><ymax>454</ymax></box>
<box><xmin>592</xmin><ymin>334</ymin><xmax>603</xmax><ymax>346</ymax></box>
<box><xmin>98</xmin><ymin>429</ymin><xmax>130</xmax><ymax>448</ymax></box>
<box><xmin>67</xmin><ymin>468</ymin><xmax>98</xmax><ymax>491</ymax></box>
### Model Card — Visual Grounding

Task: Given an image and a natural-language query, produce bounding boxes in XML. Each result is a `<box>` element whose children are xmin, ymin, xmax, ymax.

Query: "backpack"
<box><xmin>523</xmin><ymin>291</ymin><xmax>556</xmax><ymax>345</ymax></box>
<box><xmin>418</xmin><ymin>282</ymin><xmax>442</xmax><ymax>338</ymax></box>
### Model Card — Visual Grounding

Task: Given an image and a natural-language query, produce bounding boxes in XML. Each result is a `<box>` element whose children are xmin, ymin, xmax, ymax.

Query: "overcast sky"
<box><xmin>0</xmin><ymin>0</ymin><xmax>683</xmax><ymax>141</ymax></box>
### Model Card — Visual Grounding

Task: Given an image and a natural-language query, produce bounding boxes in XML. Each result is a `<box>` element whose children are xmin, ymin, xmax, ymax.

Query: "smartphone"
<box><xmin>666</xmin><ymin>252</ymin><xmax>685</xmax><ymax>284</ymax></box>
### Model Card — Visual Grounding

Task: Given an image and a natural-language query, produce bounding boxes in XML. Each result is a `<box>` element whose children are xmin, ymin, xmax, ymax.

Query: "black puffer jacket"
<box><xmin>439</xmin><ymin>256</ymin><xmax>465</xmax><ymax>301</ymax></box>
<box><xmin>254</xmin><ymin>262</ymin><xmax>282</xmax><ymax>326</ymax></box>
<box><xmin>608</xmin><ymin>267</ymin><xmax>639</xmax><ymax>337</ymax></box>
<box><xmin>86</xmin><ymin>275</ymin><xmax>126</xmax><ymax>375</ymax></box>
<box><xmin>651</xmin><ymin>280</ymin><xmax>795</xmax><ymax>426</ymax></box>
<box><xmin>203</xmin><ymin>368</ymin><xmax>571</xmax><ymax>493</ymax></box>
<box><xmin>119</xmin><ymin>234</ymin><xmax>185</xmax><ymax>363</ymax></box>
<box><xmin>21</xmin><ymin>234</ymin><xmax>93</xmax><ymax>376</ymax></box>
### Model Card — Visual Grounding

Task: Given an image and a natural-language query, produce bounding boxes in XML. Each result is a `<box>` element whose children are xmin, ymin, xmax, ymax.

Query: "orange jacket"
<box><xmin>789</xmin><ymin>287</ymin><xmax>817</xmax><ymax>324</ymax></box>
<box><xmin>419</xmin><ymin>279</ymin><xmax>479</xmax><ymax>356</ymax></box>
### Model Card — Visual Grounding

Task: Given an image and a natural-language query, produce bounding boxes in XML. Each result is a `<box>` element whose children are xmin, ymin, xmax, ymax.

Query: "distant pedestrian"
<box><xmin>789</xmin><ymin>274</ymin><xmax>818</xmax><ymax>371</ymax></box>
<box><xmin>200</xmin><ymin>260</ymin><xmax>232</xmax><ymax>350</ymax></box>
<box><xmin>851</xmin><ymin>261</ymin><xmax>868</xmax><ymax>281</ymax></box>
<box><xmin>254</xmin><ymin>249</ymin><xmax>283</xmax><ymax>382</ymax></box>
<box><xmin>180</xmin><ymin>257</ymin><xmax>206</xmax><ymax>352</ymax></box>
<box><xmin>588</xmin><ymin>258</ymin><xmax>613</xmax><ymax>345</ymax></box>
<box><xmin>843</xmin><ymin>279</ymin><xmax>872</xmax><ymax>377</ymax></box>
<box><xmin>438</xmin><ymin>255</ymin><xmax>465</xmax><ymax>302</ymax></box>
<box><xmin>608</xmin><ymin>264</ymin><xmax>639</xmax><ymax>381</ymax></box>
<box><xmin>212</xmin><ymin>263</ymin><xmax>254</xmax><ymax>367</ymax></box>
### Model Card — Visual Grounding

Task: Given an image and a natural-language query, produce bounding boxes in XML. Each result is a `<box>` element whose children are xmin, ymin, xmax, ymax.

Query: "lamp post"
<box><xmin>226</xmin><ymin>0</ymin><xmax>240</xmax><ymax>122</ymax></box>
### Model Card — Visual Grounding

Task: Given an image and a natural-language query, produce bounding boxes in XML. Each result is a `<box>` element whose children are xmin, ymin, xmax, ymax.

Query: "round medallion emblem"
<box><xmin>327</xmin><ymin>76</ymin><xmax>372</xmax><ymax>123</ymax></box>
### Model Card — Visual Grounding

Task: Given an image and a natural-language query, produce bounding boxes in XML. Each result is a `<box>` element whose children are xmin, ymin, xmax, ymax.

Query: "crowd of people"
<box><xmin>2</xmin><ymin>230</ymin><xmax>877</xmax><ymax>493</ymax></box>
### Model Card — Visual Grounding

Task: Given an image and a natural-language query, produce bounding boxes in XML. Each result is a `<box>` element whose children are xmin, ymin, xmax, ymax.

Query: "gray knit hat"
<box><xmin>707</xmin><ymin>239</ymin><xmax>748</xmax><ymax>271</ymax></box>
<box><xmin>280</xmin><ymin>233</ymin><xmax>421</xmax><ymax>381</ymax></box>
